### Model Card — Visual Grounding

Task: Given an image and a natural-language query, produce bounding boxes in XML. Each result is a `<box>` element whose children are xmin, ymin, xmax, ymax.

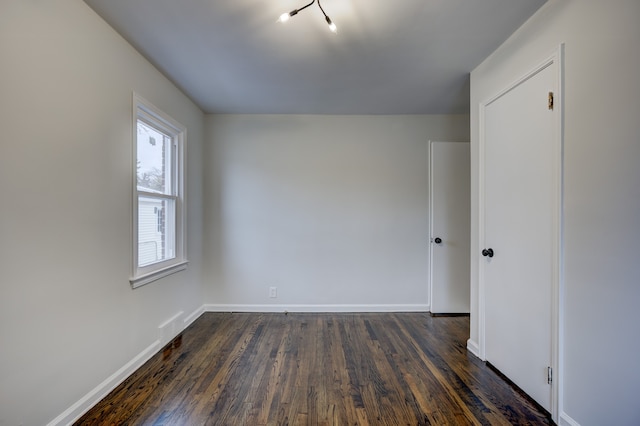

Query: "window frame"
<box><xmin>130</xmin><ymin>93</ymin><xmax>188</xmax><ymax>288</ymax></box>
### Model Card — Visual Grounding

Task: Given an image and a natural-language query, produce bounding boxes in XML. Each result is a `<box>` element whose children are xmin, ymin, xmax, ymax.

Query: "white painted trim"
<box><xmin>466</xmin><ymin>339</ymin><xmax>480</xmax><ymax>358</ymax></box>
<box><xmin>477</xmin><ymin>95</ymin><xmax>487</xmax><ymax>362</ymax></box>
<box><xmin>46</xmin><ymin>340</ymin><xmax>162</xmax><ymax>426</ymax></box>
<box><xmin>130</xmin><ymin>260</ymin><xmax>188</xmax><ymax>288</ymax></box>
<box><xmin>157</xmin><ymin>311</ymin><xmax>185</xmax><ymax>346</ymax></box>
<box><xmin>48</xmin><ymin>305</ymin><xmax>204</xmax><ymax>425</ymax></box>
<box><xmin>555</xmin><ymin>43</ymin><xmax>567</xmax><ymax>426</ymax></box>
<box><xmin>544</xmin><ymin>44</ymin><xmax>565</xmax><ymax>424</ymax></box>
<box><xmin>559</xmin><ymin>412</ymin><xmax>581</xmax><ymax>426</ymax></box>
<box><xmin>158</xmin><ymin>311</ymin><xmax>184</xmax><ymax>329</ymax></box>
<box><xmin>478</xmin><ymin>44</ymin><xmax>564</xmax><ymax>423</ymax></box>
<box><xmin>428</xmin><ymin>140</ymin><xmax>434</xmax><ymax>312</ymax></box>
<box><xmin>131</xmin><ymin>92</ymin><xmax>188</xmax><ymax>288</ymax></box>
<box><xmin>204</xmin><ymin>304</ymin><xmax>430</xmax><ymax>313</ymax></box>
<box><xmin>184</xmin><ymin>304</ymin><xmax>205</xmax><ymax>328</ymax></box>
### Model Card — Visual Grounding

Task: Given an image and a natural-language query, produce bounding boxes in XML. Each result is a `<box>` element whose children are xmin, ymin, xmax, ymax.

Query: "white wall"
<box><xmin>204</xmin><ymin>115</ymin><xmax>469</xmax><ymax>310</ymax></box>
<box><xmin>469</xmin><ymin>1</ymin><xmax>640</xmax><ymax>425</ymax></box>
<box><xmin>0</xmin><ymin>1</ymin><xmax>204</xmax><ymax>425</ymax></box>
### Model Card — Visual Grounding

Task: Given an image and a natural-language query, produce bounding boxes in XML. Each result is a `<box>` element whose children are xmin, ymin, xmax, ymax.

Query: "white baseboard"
<box><xmin>184</xmin><ymin>305</ymin><xmax>205</xmax><ymax>328</ymax></box>
<box><xmin>158</xmin><ymin>311</ymin><xmax>184</xmax><ymax>347</ymax></box>
<box><xmin>46</xmin><ymin>340</ymin><xmax>161</xmax><ymax>426</ymax></box>
<box><xmin>204</xmin><ymin>304</ymin><xmax>430</xmax><ymax>313</ymax></box>
<box><xmin>48</xmin><ymin>306</ymin><xmax>205</xmax><ymax>426</ymax></box>
<box><xmin>47</xmin><ymin>303</ymin><xmax>431</xmax><ymax>425</ymax></box>
<box><xmin>559</xmin><ymin>412</ymin><xmax>581</xmax><ymax>426</ymax></box>
<box><xmin>466</xmin><ymin>338</ymin><xmax>481</xmax><ymax>358</ymax></box>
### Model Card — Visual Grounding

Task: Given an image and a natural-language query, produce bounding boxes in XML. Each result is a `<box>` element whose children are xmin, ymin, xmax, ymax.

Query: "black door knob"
<box><xmin>434</xmin><ymin>237</ymin><xmax>442</xmax><ymax>244</ymax></box>
<box><xmin>482</xmin><ymin>248</ymin><xmax>494</xmax><ymax>258</ymax></box>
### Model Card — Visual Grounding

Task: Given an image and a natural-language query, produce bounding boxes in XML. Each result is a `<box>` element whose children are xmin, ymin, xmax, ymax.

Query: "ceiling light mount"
<box><xmin>278</xmin><ymin>0</ymin><xmax>337</xmax><ymax>33</ymax></box>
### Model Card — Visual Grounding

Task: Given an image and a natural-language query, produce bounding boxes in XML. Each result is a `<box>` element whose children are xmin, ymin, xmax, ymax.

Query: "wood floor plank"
<box><xmin>75</xmin><ymin>313</ymin><xmax>552</xmax><ymax>425</ymax></box>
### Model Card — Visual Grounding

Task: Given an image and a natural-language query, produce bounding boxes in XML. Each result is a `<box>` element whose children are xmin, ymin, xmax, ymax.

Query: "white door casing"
<box><xmin>429</xmin><ymin>141</ymin><xmax>471</xmax><ymax>314</ymax></box>
<box><xmin>478</xmin><ymin>46</ymin><xmax>563</xmax><ymax>420</ymax></box>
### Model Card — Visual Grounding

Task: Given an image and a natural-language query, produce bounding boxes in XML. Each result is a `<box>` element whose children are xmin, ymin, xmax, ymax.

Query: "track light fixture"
<box><xmin>278</xmin><ymin>0</ymin><xmax>337</xmax><ymax>33</ymax></box>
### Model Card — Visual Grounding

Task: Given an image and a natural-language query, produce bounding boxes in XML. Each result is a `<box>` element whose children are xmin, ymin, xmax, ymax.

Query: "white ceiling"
<box><xmin>85</xmin><ymin>0</ymin><xmax>546</xmax><ymax>114</ymax></box>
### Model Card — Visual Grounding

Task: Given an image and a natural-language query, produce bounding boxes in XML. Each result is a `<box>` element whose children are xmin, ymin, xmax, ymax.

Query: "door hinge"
<box><xmin>547</xmin><ymin>366</ymin><xmax>553</xmax><ymax>384</ymax></box>
<box><xmin>548</xmin><ymin>92</ymin><xmax>554</xmax><ymax>110</ymax></box>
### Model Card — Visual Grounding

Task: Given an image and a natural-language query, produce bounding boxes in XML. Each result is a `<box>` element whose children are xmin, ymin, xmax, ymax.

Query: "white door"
<box><xmin>482</xmin><ymin>59</ymin><xmax>559</xmax><ymax>412</ymax></box>
<box><xmin>430</xmin><ymin>141</ymin><xmax>470</xmax><ymax>314</ymax></box>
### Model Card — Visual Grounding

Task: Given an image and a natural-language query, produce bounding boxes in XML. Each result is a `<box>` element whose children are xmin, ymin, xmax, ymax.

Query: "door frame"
<box><xmin>428</xmin><ymin>140</ymin><xmax>470</xmax><ymax>314</ymax></box>
<box><xmin>477</xmin><ymin>44</ymin><xmax>564</xmax><ymax>421</ymax></box>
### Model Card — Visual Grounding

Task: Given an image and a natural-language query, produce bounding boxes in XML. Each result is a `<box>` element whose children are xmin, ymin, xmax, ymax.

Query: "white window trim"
<box><xmin>130</xmin><ymin>93</ymin><xmax>188</xmax><ymax>288</ymax></box>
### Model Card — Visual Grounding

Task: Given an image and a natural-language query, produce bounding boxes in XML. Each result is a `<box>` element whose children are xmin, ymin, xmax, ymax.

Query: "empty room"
<box><xmin>1</xmin><ymin>1</ymin><xmax>638</xmax><ymax>425</ymax></box>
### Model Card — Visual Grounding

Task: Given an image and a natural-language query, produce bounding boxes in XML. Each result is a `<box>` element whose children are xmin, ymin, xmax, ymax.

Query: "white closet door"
<box><xmin>430</xmin><ymin>141</ymin><xmax>470</xmax><ymax>314</ymax></box>
<box><xmin>483</xmin><ymin>60</ymin><xmax>557</xmax><ymax>411</ymax></box>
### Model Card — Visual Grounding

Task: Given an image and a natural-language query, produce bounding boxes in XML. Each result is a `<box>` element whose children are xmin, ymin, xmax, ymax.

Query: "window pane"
<box><xmin>138</xmin><ymin>196</ymin><xmax>176</xmax><ymax>267</ymax></box>
<box><xmin>137</xmin><ymin>120</ymin><xmax>173</xmax><ymax>195</ymax></box>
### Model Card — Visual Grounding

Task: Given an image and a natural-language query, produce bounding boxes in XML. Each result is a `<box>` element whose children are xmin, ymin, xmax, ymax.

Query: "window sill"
<box><xmin>130</xmin><ymin>260</ymin><xmax>189</xmax><ymax>289</ymax></box>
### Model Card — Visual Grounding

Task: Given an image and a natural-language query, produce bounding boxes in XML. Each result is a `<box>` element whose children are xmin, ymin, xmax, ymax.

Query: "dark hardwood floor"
<box><xmin>75</xmin><ymin>313</ymin><xmax>552</xmax><ymax>425</ymax></box>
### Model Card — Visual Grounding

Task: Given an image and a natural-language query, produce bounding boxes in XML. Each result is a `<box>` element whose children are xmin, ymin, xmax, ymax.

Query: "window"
<box><xmin>131</xmin><ymin>94</ymin><xmax>187</xmax><ymax>288</ymax></box>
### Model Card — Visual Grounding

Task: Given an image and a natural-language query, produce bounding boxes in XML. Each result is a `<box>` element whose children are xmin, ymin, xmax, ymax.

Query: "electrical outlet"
<box><xmin>269</xmin><ymin>286</ymin><xmax>277</xmax><ymax>298</ymax></box>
